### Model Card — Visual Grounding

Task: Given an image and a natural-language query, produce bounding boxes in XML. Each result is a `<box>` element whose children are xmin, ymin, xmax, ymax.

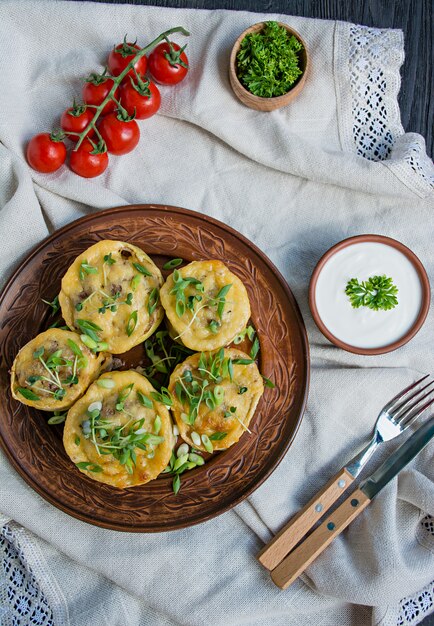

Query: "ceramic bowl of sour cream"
<box><xmin>309</xmin><ymin>235</ymin><xmax>430</xmax><ymax>355</ymax></box>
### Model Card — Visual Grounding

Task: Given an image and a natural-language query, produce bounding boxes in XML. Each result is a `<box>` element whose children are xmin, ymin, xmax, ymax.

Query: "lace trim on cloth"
<box><xmin>0</xmin><ymin>516</ymin><xmax>433</xmax><ymax>626</ymax></box>
<box><xmin>0</xmin><ymin>525</ymin><xmax>54</xmax><ymax>626</ymax></box>
<box><xmin>335</xmin><ymin>22</ymin><xmax>434</xmax><ymax>198</ymax></box>
<box><xmin>348</xmin><ymin>24</ymin><xmax>404</xmax><ymax>162</ymax></box>
<box><xmin>0</xmin><ymin>523</ymin><xmax>68</xmax><ymax>626</ymax></box>
<box><xmin>398</xmin><ymin>538</ymin><xmax>434</xmax><ymax>626</ymax></box>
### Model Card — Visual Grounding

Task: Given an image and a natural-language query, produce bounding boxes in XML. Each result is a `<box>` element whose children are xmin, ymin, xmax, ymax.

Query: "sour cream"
<box><xmin>314</xmin><ymin>242</ymin><xmax>423</xmax><ymax>349</ymax></box>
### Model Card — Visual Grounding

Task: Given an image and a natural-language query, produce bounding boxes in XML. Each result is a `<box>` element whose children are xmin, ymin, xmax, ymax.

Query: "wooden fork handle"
<box><xmin>270</xmin><ymin>488</ymin><xmax>371</xmax><ymax>589</ymax></box>
<box><xmin>257</xmin><ymin>467</ymin><xmax>355</xmax><ymax>571</ymax></box>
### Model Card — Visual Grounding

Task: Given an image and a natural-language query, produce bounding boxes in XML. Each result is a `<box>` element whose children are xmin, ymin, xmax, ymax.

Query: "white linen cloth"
<box><xmin>0</xmin><ymin>2</ymin><xmax>433</xmax><ymax>625</ymax></box>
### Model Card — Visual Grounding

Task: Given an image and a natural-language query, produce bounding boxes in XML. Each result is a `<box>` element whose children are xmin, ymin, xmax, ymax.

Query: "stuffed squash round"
<box><xmin>160</xmin><ymin>260</ymin><xmax>251</xmax><ymax>352</ymax></box>
<box><xmin>10</xmin><ymin>329</ymin><xmax>109</xmax><ymax>411</ymax></box>
<box><xmin>59</xmin><ymin>240</ymin><xmax>164</xmax><ymax>354</ymax></box>
<box><xmin>63</xmin><ymin>370</ymin><xmax>175</xmax><ymax>488</ymax></box>
<box><xmin>168</xmin><ymin>348</ymin><xmax>264</xmax><ymax>453</ymax></box>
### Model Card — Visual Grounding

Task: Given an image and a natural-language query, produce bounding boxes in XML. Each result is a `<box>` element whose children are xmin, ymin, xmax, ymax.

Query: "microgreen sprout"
<box><xmin>234</xmin><ymin>325</ymin><xmax>256</xmax><ymax>344</ymax></box>
<box><xmin>79</xmin><ymin>396</ymin><xmax>165</xmax><ymax>475</ymax></box>
<box><xmin>79</xmin><ymin>260</ymin><xmax>98</xmax><ymax>281</ymax></box>
<box><xmin>22</xmin><ymin>341</ymin><xmax>86</xmax><ymax>401</ymax></box>
<box><xmin>41</xmin><ymin>295</ymin><xmax>60</xmax><ymax>316</ymax></box>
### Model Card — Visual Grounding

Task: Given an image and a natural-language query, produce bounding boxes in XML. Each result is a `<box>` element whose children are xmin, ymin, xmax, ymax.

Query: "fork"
<box><xmin>257</xmin><ymin>374</ymin><xmax>434</xmax><ymax>571</ymax></box>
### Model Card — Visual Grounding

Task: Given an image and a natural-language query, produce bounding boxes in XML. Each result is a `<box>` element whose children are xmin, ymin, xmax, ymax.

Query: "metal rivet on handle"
<box><xmin>351</xmin><ymin>499</ymin><xmax>359</xmax><ymax>507</ymax></box>
<box><xmin>327</xmin><ymin>522</ymin><xmax>335</xmax><ymax>530</ymax></box>
<box><xmin>338</xmin><ymin>479</ymin><xmax>346</xmax><ymax>488</ymax></box>
<box><xmin>315</xmin><ymin>503</ymin><xmax>323</xmax><ymax>513</ymax></box>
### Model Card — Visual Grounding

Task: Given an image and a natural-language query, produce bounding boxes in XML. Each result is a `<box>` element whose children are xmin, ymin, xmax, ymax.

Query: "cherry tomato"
<box><xmin>26</xmin><ymin>133</ymin><xmax>67</xmax><ymax>173</ymax></box>
<box><xmin>98</xmin><ymin>112</ymin><xmax>140</xmax><ymax>155</ymax></box>
<box><xmin>69</xmin><ymin>139</ymin><xmax>108</xmax><ymax>178</ymax></box>
<box><xmin>108</xmin><ymin>40</ymin><xmax>147</xmax><ymax>79</ymax></box>
<box><xmin>82</xmin><ymin>73</ymin><xmax>119</xmax><ymax>115</ymax></box>
<box><xmin>60</xmin><ymin>103</ymin><xmax>95</xmax><ymax>141</ymax></box>
<box><xmin>119</xmin><ymin>77</ymin><xmax>161</xmax><ymax>119</ymax></box>
<box><xmin>148</xmin><ymin>41</ymin><xmax>188</xmax><ymax>85</ymax></box>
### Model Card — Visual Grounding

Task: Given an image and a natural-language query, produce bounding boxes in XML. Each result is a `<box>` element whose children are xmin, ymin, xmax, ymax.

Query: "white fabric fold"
<box><xmin>0</xmin><ymin>2</ymin><xmax>433</xmax><ymax>625</ymax></box>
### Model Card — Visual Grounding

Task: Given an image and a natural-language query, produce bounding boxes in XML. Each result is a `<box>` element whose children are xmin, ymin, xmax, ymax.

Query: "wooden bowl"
<box><xmin>229</xmin><ymin>22</ymin><xmax>309</xmax><ymax>111</ymax></box>
<box><xmin>309</xmin><ymin>235</ymin><xmax>430</xmax><ymax>355</ymax></box>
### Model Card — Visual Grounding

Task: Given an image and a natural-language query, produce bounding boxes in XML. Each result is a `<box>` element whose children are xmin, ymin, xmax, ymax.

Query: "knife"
<box><xmin>269</xmin><ymin>416</ymin><xmax>434</xmax><ymax>589</ymax></box>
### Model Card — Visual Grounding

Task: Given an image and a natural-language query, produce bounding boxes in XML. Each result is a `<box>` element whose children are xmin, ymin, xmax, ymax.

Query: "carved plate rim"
<box><xmin>0</xmin><ymin>204</ymin><xmax>310</xmax><ymax>532</ymax></box>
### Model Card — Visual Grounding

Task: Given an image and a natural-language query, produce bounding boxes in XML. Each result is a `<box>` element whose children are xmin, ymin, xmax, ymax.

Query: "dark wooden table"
<box><xmin>76</xmin><ymin>0</ymin><xmax>433</xmax><ymax>158</ymax></box>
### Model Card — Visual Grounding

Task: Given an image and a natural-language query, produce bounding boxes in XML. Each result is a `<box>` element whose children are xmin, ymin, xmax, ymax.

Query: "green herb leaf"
<box><xmin>172</xmin><ymin>473</ymin><xmax>181</xmax><ymax>494</ymax></box>
<box><xmin>209</xmin><ymin>432</ymin><xmax>227</xmax><ymax>441</ymax></box>
<box><xmin>345</xmin><ymin>275</ymin><xmax>398</xmax><ymax>311</ymax></box>
<box><xmin>33</xmin><ymin>346</ymin><xmax>44</xmax><ymax>359</ymax></box>
<box><xmin>17</xmin><ymin>387</ymin><xmax>40</xmax><ymax>401</ymax></box>
<box><xmin>262</xmin><ymin>375</ymin><xmax>276</xmax><ymax>388</ymax></box>
<box><xmin>151</xmin><ymin>387</ymin><xmax>173</xmax><ymax>406</ymax></box>
<box><xmin>216</xmin><ymin>284</ymin><xmax>232</xmax><ymax>318</ymax></box>
<box><xmin>76</xmin><ymin>319</ymin><xmax>102</xmax><ymax>343</ymax></box>
<box><xmin>231</xmin><ymin>358</ymin><xmax>254</xmax><ymax>365</ymax></box>
<box><xmin>237</xmin><ymin>21</ymin><xmax>304</xmax><ymax>98</ymax></box>
<box><xmin>76</xmin><ymin>462</ymin><xmax>103</xmax><ymax>473</ymax></box>
<box><xmin>79</xmin><ymin>260</ymin><xmax>98</xmax><ymax>281</ymax></box>
<box><xmin>137</xmin><ymin>391</ymin><xmax>153</xmax><ymax>408</ymax></box>
<box><xmin>67</xmin><ymin>339</ymin><xmax>84</xmax><ymax>358</ymax></box>
<box><xmin>250</xmin><ymin>336</ymin><xmax>260</xmax><ymax>359</ymax></box>
<box><xmin>104</xmin><ymin>253</ymin><xmax>116</xmax><ymax>265</ymax></box>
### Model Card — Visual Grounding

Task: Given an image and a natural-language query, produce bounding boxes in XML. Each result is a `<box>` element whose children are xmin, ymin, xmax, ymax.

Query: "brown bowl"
<box><xmin>229</xmin><ymin>22</ymin><xmax>309</xmax><ymax>111</ymax></box>
<box><xmin>309</xmin><ymin>234</ymin><xmax>430</xmax><ymax>355</ymax></box>
<box><xmin>0</xmin><ymin>204</ymin><xmax>309</xmax><ymax>532</ymax></box>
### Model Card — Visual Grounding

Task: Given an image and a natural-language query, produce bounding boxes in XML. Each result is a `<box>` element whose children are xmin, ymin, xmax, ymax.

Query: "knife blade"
<box><xmin>270</xmin><ymin>416</ymin><xmax>434</xmax><ymax>589</ymax></box>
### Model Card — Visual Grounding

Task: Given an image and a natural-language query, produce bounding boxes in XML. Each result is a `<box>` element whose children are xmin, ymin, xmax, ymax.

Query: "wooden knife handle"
<box><xmin>270</xmin><ymin>487</ymin><xmax>371</xmax><ymax>589</ymax></box>
<box><xmin>257</xmin><ymin>467</ymin><xmax>355</xmax><ymax>571</ymax></box>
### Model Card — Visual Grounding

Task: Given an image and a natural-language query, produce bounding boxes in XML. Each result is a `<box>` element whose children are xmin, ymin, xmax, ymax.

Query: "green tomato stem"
<box><xmin>74</xmin><ymin>26</ymin><xmax>189</xmax><ymax>151</ymax></box>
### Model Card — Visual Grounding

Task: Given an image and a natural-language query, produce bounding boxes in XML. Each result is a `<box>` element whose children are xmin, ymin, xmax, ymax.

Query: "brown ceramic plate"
<box><xmin>0</xmin><ymin>205</ymin><xmax>309</xmax><ymax>532</ymax></box>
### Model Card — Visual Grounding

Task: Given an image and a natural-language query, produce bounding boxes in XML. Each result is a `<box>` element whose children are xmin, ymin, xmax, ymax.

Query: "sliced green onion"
<box><xmin>148</xmin><ymin>288</ymin><xmax>159</xmax><ymax>315</ymax></box>
<box><xmin>163</xmin><ymin>258</ymin><xmax>183</xmax><ymax>270</ymax></box>
<box><xmin>131</xmin><ymin>274</ymin><xmax>141</xmax><ymax>291</ymax></box>
<box><xmin>191</xmin><ymin>431</ymin><xmax>201</xmax><ymax>447</ymax></box>
<box><xmin>188</xmin><ymin>452</ymin><xmax>205</xmax><ymax>466</ymax></box>
<box><xmin>47</xmin><ymin>412</ymin><xmax>67</xmax><ymax>425</ymax></box>
<box><xmin>133</xmin><ymin>262</ymin><xmax>152</xmax><ymax>276</ymax></box>
<box><xmin>126</xmin><ymin>310</ymin><xmax>138</xmax><ymax>336</ymax></box>
<box><xmin>201</xmin><ymin>434</ymin><xmax>213</xmax><ymax>453</ymax></box>
<box><xmin>153</xmin><ymin>416</ymin><xmax>162</xmax><ymax>435</ymax></box>
<box><xmin>97</xmin><ymin>378</ymin><xmax>115</xmax><ymax>389</ymax></box>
